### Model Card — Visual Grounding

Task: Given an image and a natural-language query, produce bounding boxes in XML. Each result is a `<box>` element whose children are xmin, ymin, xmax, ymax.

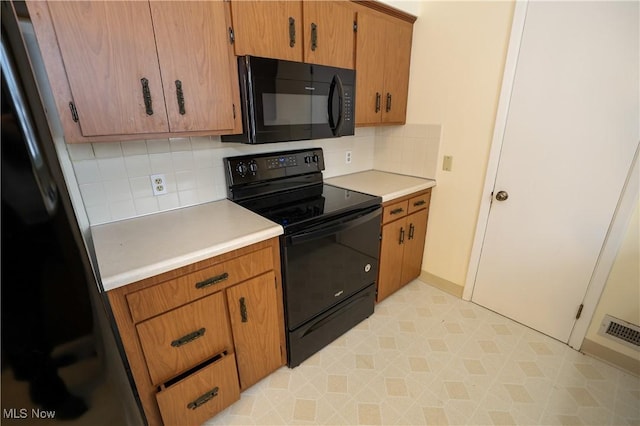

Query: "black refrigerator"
<box><xmin>1</xmin><ymin>1</ymin><xmax>107</xmax><ymax>421</ymax></box>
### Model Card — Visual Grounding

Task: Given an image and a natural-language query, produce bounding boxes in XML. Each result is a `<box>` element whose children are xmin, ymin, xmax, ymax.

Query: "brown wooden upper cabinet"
<box><xmin>27</xmin><ymin>0</ymin><xmax>241</xmax><ymax>142</ymax></box>
<box><xmin>354</xmin><ymin>6</ymin><xmax>414</xmax><ymax>126</ymax></box>
<box><xmin>229</xmin><ymin>0</ymin><xmax>356</xmax><ymax>70</ymax></box>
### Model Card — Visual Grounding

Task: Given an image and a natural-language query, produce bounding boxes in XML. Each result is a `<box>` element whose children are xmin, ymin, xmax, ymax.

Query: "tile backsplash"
<box><xmin>374</xmin><ymin>124</ymin><xmax>441</xmax><ymax>179</ymax></box>
<box><xmin>69</xmin><ymin>124</ymin><xmax>441</xmax><ymax>226</ymax></box>
<box><xmin>69</xmin><ymin>128</ymin><xmax>376</xmax><ymax>225</ymax></box>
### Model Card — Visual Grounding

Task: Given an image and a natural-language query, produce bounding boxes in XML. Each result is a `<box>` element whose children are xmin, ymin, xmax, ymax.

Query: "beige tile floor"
<box><xmin>206</xmin><ymin>279</ymin><xmax>640</xmax><ymax>426</ymax></box>
<box><xmin>2</xmin><ymin>279</ymin><xmax>637</xmax><ymax>425</ymax></box>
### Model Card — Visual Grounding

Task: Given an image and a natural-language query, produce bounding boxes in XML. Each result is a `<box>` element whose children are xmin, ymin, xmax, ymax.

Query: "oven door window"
<box><xmin>283</xmin><ymin>207</ymin><xmax>381</xmax><ymax>330</ymax></box>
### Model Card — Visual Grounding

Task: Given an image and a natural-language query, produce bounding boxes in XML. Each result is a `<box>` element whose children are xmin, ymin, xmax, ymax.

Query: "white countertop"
<box><xmin>91</xmin><ymin>200</ymin><xmax>283</xmax><ymax>291</ymax></box>
<box><xmin>326</xmin><ymin>170</ymin><xmax>436</xmax><ymax>202</ymax></box>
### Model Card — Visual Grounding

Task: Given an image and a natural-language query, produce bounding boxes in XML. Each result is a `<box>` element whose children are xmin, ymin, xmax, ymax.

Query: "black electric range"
<box><xmin>224</xmin><ymin>148</ymin><xmax>382</xmax><ymax>367</ymax></box>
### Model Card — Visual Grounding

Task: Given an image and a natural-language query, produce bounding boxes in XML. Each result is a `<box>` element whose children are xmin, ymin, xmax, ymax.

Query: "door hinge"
<box><xmin>69</xmin><ymin>101</ymin><xmax>79</xmax><ymax>122</ymax></box>
<box><xmin>228</xmin><ymin>27</ymin><xmax>235</xmax><ymax>44</ymax></box>
<box><xmin>575</xmin><ymin>303</ymin><xmax>584</xmax><ymax>319</ymax></box>
<box><xmin>353</xmin><ymin>21</ymin><xmax>357</xmax><ymax>32</ymax></box>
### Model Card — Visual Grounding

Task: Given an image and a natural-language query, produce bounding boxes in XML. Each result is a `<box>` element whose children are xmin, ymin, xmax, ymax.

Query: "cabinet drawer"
<box><xmin>156</xmin><ymin>353</ymin><xmax>240</xmax><ymax>426</ymax></box>
<box><xmin>407</xmin><ymin>190</ymin><xmax>431</xmax><ymax>215</ymax></box>
<box><xmin>137</xmin><ymin>292</ymin><xmax>233</xmax><ymax>385</ymax></box>
<box><xmin>382</xmin><ymin>200</ymin><xmax>408</xmax><ymax>224</ymax></box>
<box><xmin>127</xmin><ymin>247</ymin><xmax>273</xmax><ymax>323</ymax></box>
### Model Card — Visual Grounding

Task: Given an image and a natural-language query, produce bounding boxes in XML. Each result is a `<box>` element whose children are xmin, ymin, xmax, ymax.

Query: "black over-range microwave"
<box><xmin>221</xmin><ymin>56</ymin><xmax>355</xmax><ymax>144</ymax></box>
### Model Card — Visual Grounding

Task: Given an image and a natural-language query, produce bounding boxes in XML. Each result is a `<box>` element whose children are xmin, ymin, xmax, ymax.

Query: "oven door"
<box><xmin>282</xmin><ymin>205</ymin><xmax>381</xmax><ymax>330</ymax></box>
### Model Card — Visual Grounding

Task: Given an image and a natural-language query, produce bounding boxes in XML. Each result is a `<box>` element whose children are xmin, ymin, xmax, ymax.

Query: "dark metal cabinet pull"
<box><xmin>187</xmin><ymin>387</ymin><xmax>219</xmax><ymax>410</ymax></box>
<box><xmin>239</xmin><ymin>297</ymin><xmax>248</xmax><ymax>322</ymax></box>
<box><xmin>311</xmin><ymin>23</ymin><xmax>318</xmax><ymax>51</ymax></box>
<box><xmin>399</xmin><ymin>227</ymin><xmax>405</xmax><ymax>245</ymax></box>
<box><xmin>408</xmin><ymin>223</ymin><xmax>415</xmax><ymax>240</ymax></box>
<box><xmin>375</xmin><ymin>92</ymin><xmax>381</xmax><ymax>113</ymax></box>
<box><xmin>69</xmin><ymin>102</ymin><xmax>79</xmax><ymax>122</ymax></box>
<box><xmin>140</xmin><ymin>78</ymin><xmax>153</xmax><ymax>115</ymax></box>
<box><xmin>413</xmin><ymin>200</ymin><xmax>426</xmax><ymax>207</ymax></box>
<box><xmin>390</xmin><ymin>207</ymin><xmax>404</xmax><ymax>215</ymax></box>
<box><xmin>386</xmin><ymin>92</ymin><xmax>392</xmax><ymax>112</ymax></box>
<box><xmin>175</xmin><ymin>80</ymin><xmax>185</xmax><ymax>115</ymax></box>
<box><xmin>195</xmin><ymin>272</ymin><xmax>229</xmax><ymax>289</ymax></box>
<box><xmin>171</xmin><ymin>328</ymin><xmax>206</xmax><ymax>347</ymax></box>
<box><xmin>289</xmin><ymin>17</ymin><xmax>296</xmax><ymax>47</ymax></box>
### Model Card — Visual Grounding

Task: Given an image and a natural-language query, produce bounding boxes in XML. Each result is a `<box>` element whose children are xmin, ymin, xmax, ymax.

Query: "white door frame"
<box><xmin>462</xmin><ymin>0</ymin><xmax>640</xmax><ymax>350</ymax></box>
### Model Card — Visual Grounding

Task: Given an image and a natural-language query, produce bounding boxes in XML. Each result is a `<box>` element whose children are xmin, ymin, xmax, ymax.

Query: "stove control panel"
<box><xmin>266</xmin><ymin>156</ymin><xmax>298</xmax><ymax>169</ymax></box>
<box><xmin>224</xmin><ymin>148</ymin><xmax>325</xmax><ymax>187</ymax></box>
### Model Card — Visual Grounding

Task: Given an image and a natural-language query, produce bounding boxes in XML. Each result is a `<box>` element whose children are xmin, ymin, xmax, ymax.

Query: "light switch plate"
<box><xmin>443</xmin><ymin>155</ymin><xmax>453</xmax><ymax>171</ymax></box>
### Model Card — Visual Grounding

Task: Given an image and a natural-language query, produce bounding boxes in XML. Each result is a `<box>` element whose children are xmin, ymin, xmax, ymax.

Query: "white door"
<box><xmin>471</xmin><ymin>1</ymin><xmax>639</xmax><ymax>343</ymax></box>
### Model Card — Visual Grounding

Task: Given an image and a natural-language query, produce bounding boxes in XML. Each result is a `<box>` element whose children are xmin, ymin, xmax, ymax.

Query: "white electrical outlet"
<box><xmin>345</xmin><ymin>151</ymin><xmax>352</xmax><ymax>164</ymax></box>
<box><xmin>150</xmin><ymin>174</ymin><xmax>167</xmax><ymax>196</ymax></box>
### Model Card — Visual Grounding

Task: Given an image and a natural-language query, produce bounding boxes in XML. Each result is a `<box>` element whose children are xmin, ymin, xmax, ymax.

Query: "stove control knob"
<box><xmin>304</xmin><ymin>155</ymin><xmax>312</xmax><ymax>164</ymax></box>
<box><xmin>248</xmin><ymin>160</ymin><xmax>258</xmax><ymax>173</ymax></box>
<box><xmin>236</xmin><ymin>162</ymin><xmax>248</xmax><ymax>177</ymax></box>
<box><xmin>312</xmin><ymin>154</ymin><xmax>319</xmax><ymax>163</ymax></box>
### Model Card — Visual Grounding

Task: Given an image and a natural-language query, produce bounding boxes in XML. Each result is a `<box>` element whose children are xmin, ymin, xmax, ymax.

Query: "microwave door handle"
<box><xmin>328</xmin><ymin>75</ymin><xmax>344</xmax><ymax>136</ymax></box>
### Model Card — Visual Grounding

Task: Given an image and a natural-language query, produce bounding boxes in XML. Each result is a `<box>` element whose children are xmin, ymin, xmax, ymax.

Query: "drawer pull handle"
<box><xmin>195</xmin><ymin>272</ymin><xmax>229</xmax><ymax>289</ymax></box>
<box><xmin>239</xmin><ymin>297</ymin><xmax>248</xmax><ymax>322</ymax></box>
<box><xmin>171</xmin><ymin>328</ymin><xmax>206</xmax><ymax>347</ymax></box>
<box><xmin>390</xmin><ymin>208</ymin><xmax>404</xmax><ymax>215</ymax></box>
<box><xmin>409</xmin><ymin>223</ymin><xmax>415</xmax><ymax>240</ymax></box>
<box><xmin>413</xmin><ymin>200</ymin><xmax>426</xmax><ymax>207</ymax></box>
<box><xmin>187</xmin><ymin>387</ymin><xmax>219</xmax><ymax>410</ymax></box>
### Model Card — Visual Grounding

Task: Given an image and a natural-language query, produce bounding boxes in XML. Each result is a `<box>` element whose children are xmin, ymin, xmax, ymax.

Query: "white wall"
<box><xmin>586</xmin><ymin>201</ymin><xmax>640</xmax><ymax>358</ymax></box>
<box><xmin>380</xmin><ymin>0</ymin><xmax>516</xmax><ymax>288</ymax></box>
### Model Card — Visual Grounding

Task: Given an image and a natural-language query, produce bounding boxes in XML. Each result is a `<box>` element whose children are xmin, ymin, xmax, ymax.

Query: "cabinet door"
<box><xmin>354</xmin><ymin>11</ymin><xmax>386</xmax><ymax>126</ymax></box>
<box><xmin>150</xmin><ymin>1</ymin><xmax>238</xmax><ymax>133</ymax></box>
<box><xmin>381</xmin><ymin>18</ymin><xmax>413</xmax><ymax>124</ymax></box>
<box><xmin>377</xmin><ymin>218</ymin><xmax>406</xmax><ymax>302</ymax></box>
<box><xmin>226</xmin><ymin>272</ymin><xmax>281</xmax><ymax>390</ymax></box>
<box><xmin>47</xmin><ymin>2</ymin><xmax>169</xmax><ymax>136</ymax></box>
<box><xmin>400</xmin><ymin>209</ymin><xmax>428</xmax><ymax>286</ymax></box>
<box><xmin>231</xmin><ymin>1</ymin><xmax>303</xmax><ymax>62</ymax></box>
<box><xmin>303</xmin><ymin>1</ymin><xmax>356</xmax><ymax>69</ymax></box>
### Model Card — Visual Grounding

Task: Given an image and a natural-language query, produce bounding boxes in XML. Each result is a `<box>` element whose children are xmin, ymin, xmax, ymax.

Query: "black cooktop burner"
<box><xmin>237</xmin><ymin>184</ymin><xmax>380</xmax><ymax>232</ymax></box>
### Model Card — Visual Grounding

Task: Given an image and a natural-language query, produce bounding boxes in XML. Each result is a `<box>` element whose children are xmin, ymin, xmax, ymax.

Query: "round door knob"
<box><xmin>495</xmin><ymin>190</ymin><xmax>509</xmax><ymax>201</ymax></box>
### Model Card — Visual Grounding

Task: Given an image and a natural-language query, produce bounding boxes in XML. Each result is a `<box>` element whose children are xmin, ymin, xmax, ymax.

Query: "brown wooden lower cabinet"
<box><xmin>377</xmin><ymin>189</ymin><xmax>431</xmax><ymax>302</ymax></box>
<box><xmin>226</xmin><ymin>272</ymin><xmax>282</xmax><ymax>390</ymax></box>
<box><xmin>107</xmin><ymin>237</ymin><xmax>286</xmax><ymax>426</ymax></box>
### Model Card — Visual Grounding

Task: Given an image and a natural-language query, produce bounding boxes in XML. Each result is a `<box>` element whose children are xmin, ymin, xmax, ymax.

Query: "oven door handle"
<box><xmin>288</xmin><ymin>208</ymin><xmax>380</xmax><ymax>246</ymax></box>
